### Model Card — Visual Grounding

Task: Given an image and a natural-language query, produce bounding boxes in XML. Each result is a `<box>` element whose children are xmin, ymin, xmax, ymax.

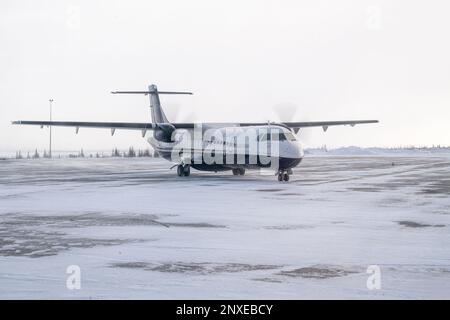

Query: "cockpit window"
<box><xmin>258</xmin><ymin>131</ymin><xmax>296</xmax><ymax>142</ymax></box>
<box><xmin>284</xmin><ymin>132</ymin><xmax>297</xmax><ymax>141</ymax></box>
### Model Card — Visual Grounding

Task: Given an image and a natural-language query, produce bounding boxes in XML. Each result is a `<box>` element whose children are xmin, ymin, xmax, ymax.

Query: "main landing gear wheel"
<box><xmin>177</xmin><ymin>164</ymin><xmax>190</xmax><ymax>177</ymax></box>
<box><xmin>183</xmin><ymin>165</ymin><xmax>190</xmax><ymax>176</ymax></box>
<box><xmin>232</xmin><ymin>168</ymin><xmax>245</xmax><ymax>176</ymax></box>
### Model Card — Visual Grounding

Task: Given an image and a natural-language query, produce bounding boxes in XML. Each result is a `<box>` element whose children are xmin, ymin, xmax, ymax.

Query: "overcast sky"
<box><xmin>1</xmin><ymin>0</ymin><xmax>449</xmax><ymax>152</ymax></box>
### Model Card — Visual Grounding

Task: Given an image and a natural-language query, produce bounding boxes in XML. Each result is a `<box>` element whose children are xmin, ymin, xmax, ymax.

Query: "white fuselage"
<box><xmin>146</xmin><ymin>124</ymin><xmax>304</xmax><ymax>172</ymax></box>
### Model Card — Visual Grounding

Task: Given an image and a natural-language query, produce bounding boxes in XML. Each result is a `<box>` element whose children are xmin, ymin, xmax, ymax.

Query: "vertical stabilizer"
<box><xmin>148</xmin><ymin>84</ymin><xmax>169</xmax><ymax>124</ymax></box>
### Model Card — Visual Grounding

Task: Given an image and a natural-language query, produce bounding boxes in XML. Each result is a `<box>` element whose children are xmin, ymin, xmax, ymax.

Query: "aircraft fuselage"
<box><xmin>147</xmin><ymin>124</ymin><xmax>304</xmax><ymax>174</ymax></box>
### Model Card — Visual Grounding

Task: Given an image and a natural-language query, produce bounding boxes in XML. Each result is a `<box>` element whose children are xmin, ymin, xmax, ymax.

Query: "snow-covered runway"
<box><xmin>0</xmin><ymin>156</ymin><xmax>449</xmax><ymax>299</ymax></box>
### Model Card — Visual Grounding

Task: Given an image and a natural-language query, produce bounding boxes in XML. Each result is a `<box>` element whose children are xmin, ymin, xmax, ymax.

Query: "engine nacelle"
<box><xmin>153</xmin><ymin>123</ymin><xmax>176</xmax><ymax>142</ymax></box>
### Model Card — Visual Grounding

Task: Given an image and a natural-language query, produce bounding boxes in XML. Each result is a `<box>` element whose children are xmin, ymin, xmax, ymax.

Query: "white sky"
<box><xmin>1</xmin><ymin>0</ymin><xmax>449</xmax><ymax>152</ymax></box>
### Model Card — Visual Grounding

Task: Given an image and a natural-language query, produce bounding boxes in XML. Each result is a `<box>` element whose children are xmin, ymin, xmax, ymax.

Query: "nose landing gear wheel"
<box><xmin>232</xmin><ymin>169</ymin><xmax>240</xmax><ymax>176</ymax></box>
<box><xmin>277</xmin><ymin>171</ymin><xmax>290</xmax><ymax>182</ymax></box>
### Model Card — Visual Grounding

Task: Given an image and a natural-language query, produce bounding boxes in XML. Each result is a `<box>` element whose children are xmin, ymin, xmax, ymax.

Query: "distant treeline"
<box><xmin>10</xmin><ymin>145</ymin><xmax>450</xmax><ymax>160</ymax></box>
<box><xmin>13</xmin><ymin>147</ymin><xmax>158</xmax><ymax>159</ymax></box>
<box><xmin>313</xmin><ymin>144</ymin><xmax>450</xmax><ymax>151</ymax></box>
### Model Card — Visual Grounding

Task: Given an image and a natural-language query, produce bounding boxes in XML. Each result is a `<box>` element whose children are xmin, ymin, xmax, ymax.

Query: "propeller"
<box><xmin>164</xmin><ymin>102</ymin><xmax>197</xmax><ymax>123</ymax></box>
<box><xmin>273</xmin><ymin>103</ymin><xmax>298</xmax><ymax>124</ymax></box>
<box><xmin>272</xmin><ymin>102</ymin><xmax>312</xmax><ymax>144</ymax></box>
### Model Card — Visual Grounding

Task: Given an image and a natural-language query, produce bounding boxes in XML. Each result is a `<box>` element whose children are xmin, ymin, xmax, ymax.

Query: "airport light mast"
<box><xmin>49</xmin><ymin>99</ymin><xmax>53</xmax><ymax>158</ymax></box>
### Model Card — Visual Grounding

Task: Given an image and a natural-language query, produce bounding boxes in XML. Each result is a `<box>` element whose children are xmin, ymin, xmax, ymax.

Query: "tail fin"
<box><xmin>111</xmin><ymin>84</ymin><xmax>193</xmax><ymax>124</ymax></box>
<box><xmin>147</xmin><ymin>84</ymin><xmax>168</xmax><ymax>124</ymax></box>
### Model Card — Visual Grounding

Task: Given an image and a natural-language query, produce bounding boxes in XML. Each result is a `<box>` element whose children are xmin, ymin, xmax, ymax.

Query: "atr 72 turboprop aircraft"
<box><xmin>13</xmin><ymin>84</ymin><xmax>378</xmax><ymax>181</ymax></box>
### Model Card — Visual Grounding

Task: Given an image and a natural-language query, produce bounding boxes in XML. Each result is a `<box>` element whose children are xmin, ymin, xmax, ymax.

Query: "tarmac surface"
<box><xmin>0</xmin><ymin>156</ymin><xmax>449</xmax><ymax>298</ymax></box>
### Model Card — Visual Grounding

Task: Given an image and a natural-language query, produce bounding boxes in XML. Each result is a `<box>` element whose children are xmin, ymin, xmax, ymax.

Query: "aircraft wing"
<box><xmin>12</xmin><ymin>119</ymin><xmax>378</xmax><ymax>133</ymax></box>
<box><xmin>278</xmin><ymin>120</ymin><xmax>378</xmax><ymax>130</ymax></box>
<box><xmin>12</xmin><ymin>120</ymin><xmax>155</xmax><ymax>129</ymax></box>
<box><xmin>12</xmin><ymin>120</ymin><xmax>155</xmax><ymax>136</ymax></box>
<box><xmin>171</xmin><ymin>120</ymin><xmax>379</xmax><ymax>130</ymax></box>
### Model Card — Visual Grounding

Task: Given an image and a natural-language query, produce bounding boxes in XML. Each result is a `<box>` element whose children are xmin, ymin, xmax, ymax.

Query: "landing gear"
<box><xmin>177</xmin><ymin>164</ymin><xmax>190</xmax><ymax>177</ymax></box>
<box><xmin>232</xmin><ymin>168</ymin><xmax>245</xmax><ymax>176</ymax></box>
<box><xmin>277</xmin><ymin>169</ymin><xmax>291</xmax><ymax>182</ymax></box>
<box><xmin>183</xmin><ymin>165</ymin><xmax>190</xmax><ymax>176</ymax></box>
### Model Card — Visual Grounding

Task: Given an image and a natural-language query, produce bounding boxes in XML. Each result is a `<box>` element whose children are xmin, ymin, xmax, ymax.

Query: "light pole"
<box><xmin>49</xmin><ymin>99</ymin><xmax>53</xmax><ymax>158</ymax></box>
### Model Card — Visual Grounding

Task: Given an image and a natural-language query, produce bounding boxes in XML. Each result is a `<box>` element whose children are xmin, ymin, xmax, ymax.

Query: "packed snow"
<box><xmin>0</xmin><ymin>155</ymin><xmax>449</xmax><ymax>299</ymax></box>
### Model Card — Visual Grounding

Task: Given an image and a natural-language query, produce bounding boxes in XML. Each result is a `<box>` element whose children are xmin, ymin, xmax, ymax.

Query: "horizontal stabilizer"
<box><xmin>111</xmin><ymin>91</ymin><xmax>193</xmax><ymax>95</ymax></box>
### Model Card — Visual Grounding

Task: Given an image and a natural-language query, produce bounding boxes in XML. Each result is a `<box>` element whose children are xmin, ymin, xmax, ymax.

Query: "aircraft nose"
<box><xmin>296</xmin><ymin>141</ymin><xmax>304</xmax><ymax>158</ymax></box>
<box><xmin>283</xmin><ymin>141</ymin><xmax>303</xmax><ymax>159</ymax></box>
<box><xmin>288</xmin><ymin>141</ymin><xmax>303</xmax><ymax>158</ymax></box>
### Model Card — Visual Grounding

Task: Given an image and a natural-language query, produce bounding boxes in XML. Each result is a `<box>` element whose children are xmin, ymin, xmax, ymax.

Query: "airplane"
<box><xmin>12</xmin><ymin>84</ymin><xmax>378</xmax><ymax>181</ymax></box>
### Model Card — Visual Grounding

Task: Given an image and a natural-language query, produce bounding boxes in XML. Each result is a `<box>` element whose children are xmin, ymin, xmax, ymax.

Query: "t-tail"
<box><xmin>111</xmin><ymin>84</ymin><xmax>193</xmax><ymax>124</ymax></box>
<box><xmin>111</xmin><ymin>84</ymin><xmax>192</xmax><ymax>142</ymax></box>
